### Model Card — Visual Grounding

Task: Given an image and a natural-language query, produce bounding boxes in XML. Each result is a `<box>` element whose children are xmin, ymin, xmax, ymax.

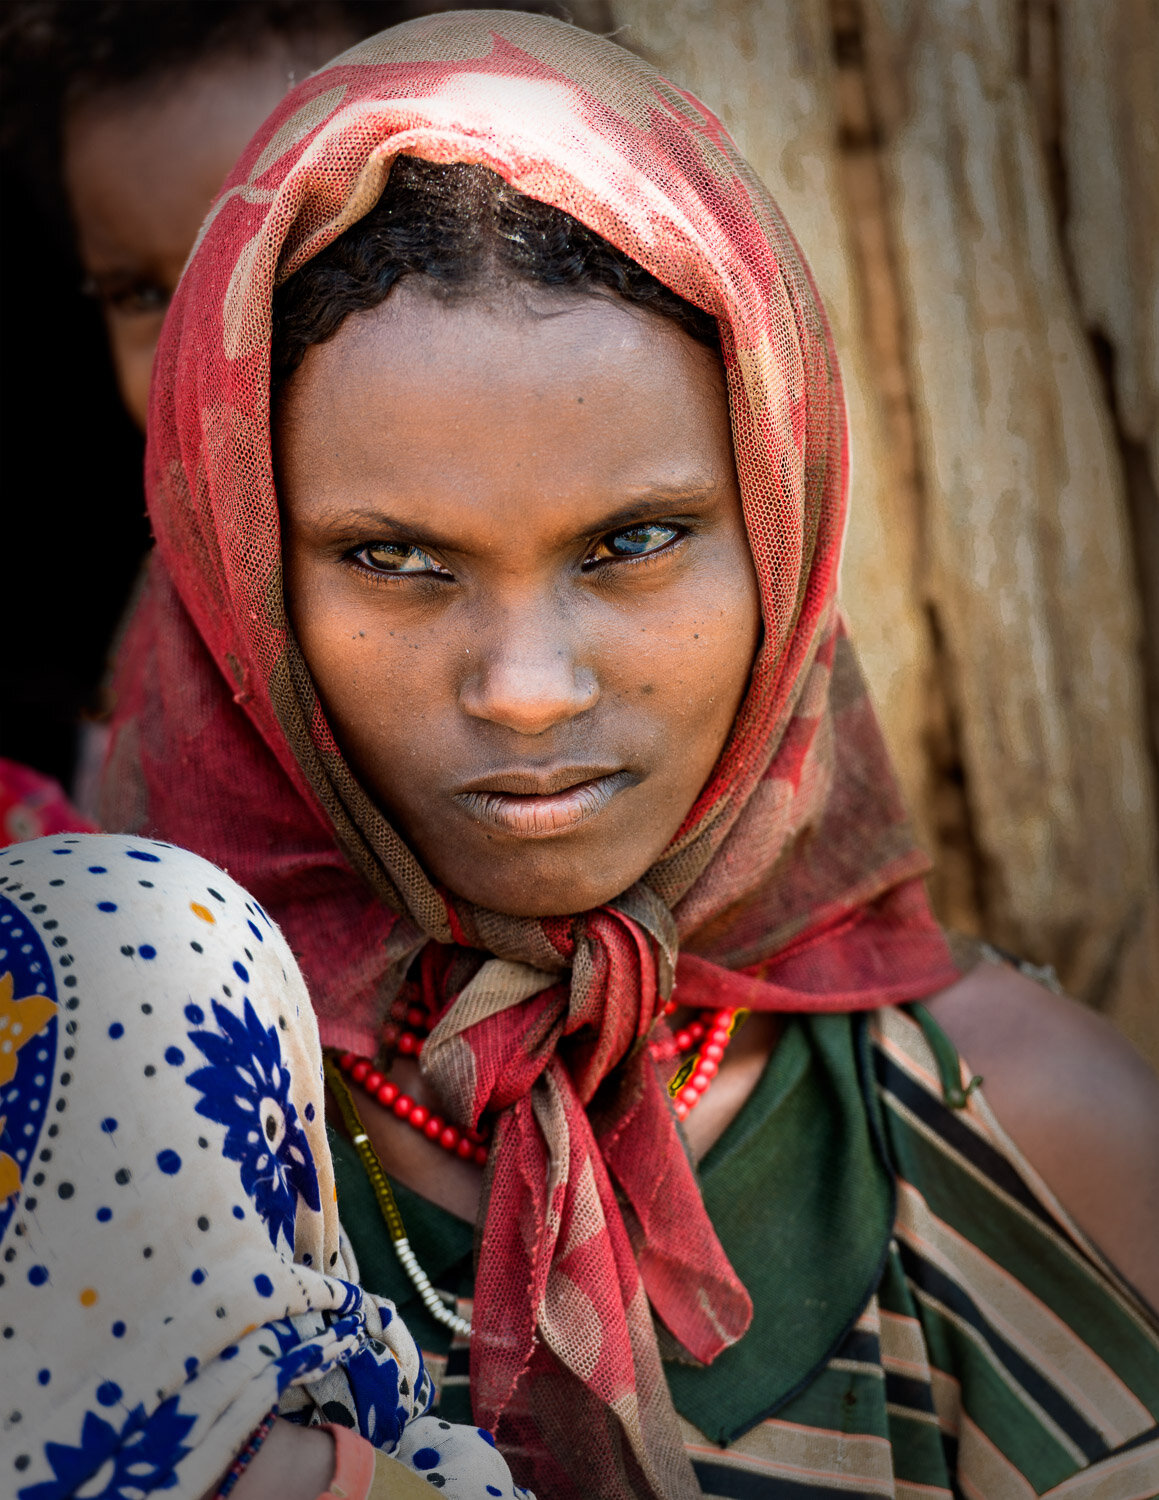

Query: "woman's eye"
<box><xmin>355</xmin><ymin>542</ymin><xmax>449</xmax><ymax>576</ymax></box>
<box><xmin>587</xmin><ymin>523</ymin><xmax>681</xmax><ymax>565</ymax></box>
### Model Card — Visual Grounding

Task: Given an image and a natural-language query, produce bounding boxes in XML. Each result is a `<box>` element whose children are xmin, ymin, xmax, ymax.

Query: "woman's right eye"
<box><xmin>353</xmin><ymin>542</ymin><xmax>451</xmax><ymax>577</ymax></box>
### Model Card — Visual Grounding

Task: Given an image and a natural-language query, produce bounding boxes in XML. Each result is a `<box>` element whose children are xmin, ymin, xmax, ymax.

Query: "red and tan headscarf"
<box><xmin>100</xmin><ymin>11</ymin><xmax>959</xmax><ymax>1497</ymax></box>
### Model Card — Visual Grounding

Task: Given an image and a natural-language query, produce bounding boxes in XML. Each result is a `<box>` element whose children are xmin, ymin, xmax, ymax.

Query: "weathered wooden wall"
<box><xmin>608</xmin><ymin>0</ymin><xmax>1159</xmax><ymax>1066</ymax></box>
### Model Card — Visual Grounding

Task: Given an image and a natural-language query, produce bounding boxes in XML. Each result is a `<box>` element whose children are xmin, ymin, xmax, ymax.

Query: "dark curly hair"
<box><xmin>272</xmin><ymin>157</ymin><xmax>720</xmax><ymax>388</ymax></box>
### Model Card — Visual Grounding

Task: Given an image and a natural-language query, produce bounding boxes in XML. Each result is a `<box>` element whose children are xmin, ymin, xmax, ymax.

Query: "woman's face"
<box><xmin>278</xmin><ymin>281</ymin><xmax>761</xmax><ymax>917</ymax></box>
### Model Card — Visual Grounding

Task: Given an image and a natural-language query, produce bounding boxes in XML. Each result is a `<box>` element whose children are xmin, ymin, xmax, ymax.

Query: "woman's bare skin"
<box><xmin>926</xmin><ymin>962</ymin><xmax>1159</xmax><ymax>1310</ymax></box>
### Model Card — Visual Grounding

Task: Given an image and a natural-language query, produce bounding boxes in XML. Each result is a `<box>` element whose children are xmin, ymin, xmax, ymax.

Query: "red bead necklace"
<box><xmin>333</xmin><ymin>997</ymin><xmax>747</xmax><ymax>1162</ymax></box>
<box><xmin>660</xmin><ymin>1001</ymin><xmax>748</xmax><ymax>1121</ymax></box>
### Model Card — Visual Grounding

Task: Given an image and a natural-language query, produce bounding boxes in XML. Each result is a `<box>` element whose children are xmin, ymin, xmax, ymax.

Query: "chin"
<box><xmin>468</xmin><ymin>882</ymin><xmax>613</xmax><ymax>920</ymax></box>
<box><xmin>437</xmin><ymin>853</ymin><xmax>640</xmax><ymax>920</ymax></box>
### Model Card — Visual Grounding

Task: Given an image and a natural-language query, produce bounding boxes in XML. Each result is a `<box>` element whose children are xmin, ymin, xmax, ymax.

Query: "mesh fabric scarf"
<box><xmin>100</xmin><ymin>12</ymin><xmax>960</xmax><ymax>1497</ymax></box>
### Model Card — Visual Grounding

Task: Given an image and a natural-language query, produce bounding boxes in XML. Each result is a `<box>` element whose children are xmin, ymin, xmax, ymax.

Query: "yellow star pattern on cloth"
<box><xmin>0</xmin><ymin>969</ymin><xmax>58</xmax><ymax>1088</ymax></box>
<box><xmin>0</xmin><ymin>970</ymin><xmax>58</xmax><ymax>1200</ymax></box>
<box><xmin>0</xmin><ymin>1128</ymin><xmax>20</xmax><ymax>1202</ymax></box>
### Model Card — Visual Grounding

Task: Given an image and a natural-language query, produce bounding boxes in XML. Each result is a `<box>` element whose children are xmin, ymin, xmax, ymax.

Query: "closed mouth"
<box><xmin>453</xmin><ymin>769</ymin><xmax>635</xmax><ymax>837</ymax></box>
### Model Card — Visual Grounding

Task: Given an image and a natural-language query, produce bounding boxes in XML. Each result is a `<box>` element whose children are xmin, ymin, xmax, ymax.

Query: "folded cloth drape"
<box><xmin>98</xmin><ymin>11</ymin><xmax>961</xmax><ymax>1495</ymax></box>
<box><xmin>0</xmin><ymin>833</ymin><xmax>529</xmax><ymax>1500</ymax></box>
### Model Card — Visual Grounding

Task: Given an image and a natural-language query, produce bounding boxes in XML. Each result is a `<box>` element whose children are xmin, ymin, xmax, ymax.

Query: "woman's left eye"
<box><xmin>353</xmin><ymin>542</ymin><xmax>449</xmax><ymax>576</ymax></box>
<box><xmin>586</xmin><ymin>523</ymin><xmax>682</xmax><ymax>566</ymax></box>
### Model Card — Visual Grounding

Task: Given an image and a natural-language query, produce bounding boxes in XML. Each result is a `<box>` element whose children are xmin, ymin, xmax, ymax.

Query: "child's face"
<box><xmin>63</xmin><ymin>48</ymin><xmax>336</xmax><ymax>430</ymax></box>
<box><xmin>277</xmin><ymin>281</ymin><xmax>762</xmax><ymax>918</ymax></box>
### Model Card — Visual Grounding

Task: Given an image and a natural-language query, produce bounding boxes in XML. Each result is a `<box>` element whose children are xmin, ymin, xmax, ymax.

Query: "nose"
<box><xmin>458</xmin><ymin>603</ymin><xmax>599</xmax><ymax>735</ymax></box>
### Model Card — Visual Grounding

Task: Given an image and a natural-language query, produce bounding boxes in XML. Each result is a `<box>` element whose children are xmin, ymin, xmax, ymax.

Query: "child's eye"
<box><xmin>586</xmin><ymin>523</ymin><xmax>682</xmax><ymax>566</ymax></box>
<box><xmin>82</xmin><ymin>274</ymin><xmax>170</xmax><ymax>318</ymax></box>
<box><xmin>354</xmin><ymin>542</ymin><xmax>451</xmax><ymax>577</ymax></box>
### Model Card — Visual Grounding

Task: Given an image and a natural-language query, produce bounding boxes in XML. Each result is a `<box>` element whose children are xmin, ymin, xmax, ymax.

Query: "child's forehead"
<box><xmin>65</xmin><ymin>44</ymin><xmax>301</xmax><ymax>144</ymax></box>
<box><xmin>63</xmin><ymin>50</ymin><xmax>308</xmax><ymax>266</ymax></box>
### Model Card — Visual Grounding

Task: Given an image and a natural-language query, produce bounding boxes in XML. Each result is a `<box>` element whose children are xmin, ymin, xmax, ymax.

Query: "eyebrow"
<box><xmin>314</xmin><ymin>484</ymin><xmax>722</xmax><ymax>552</ymax></box>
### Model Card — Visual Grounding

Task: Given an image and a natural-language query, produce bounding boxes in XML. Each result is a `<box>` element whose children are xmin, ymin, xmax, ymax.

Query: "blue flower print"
<box><xmin>20</xmin><ymin>1396</ymin><xmax>196</xmax><ymax>1500</ymax></box>
<box><xmin>342</xmin><ymin>1341</ymin><xmax>411</xmax><ymax>1449</ymax></box>
<box><xmin>264</xmin><ymin>1317</ymin><xmax>308</xmax><ymax>1357</ymax></box>
<box><xmin>186</xmin><ymin>997</ymin><xmax>320</xmax><ymax>1251</ymax></box>
<box><xmin>267</xmin><ymin>1310</ymin><xmax>359</xmax><ymax>1391</ymax></box>
<box><xmin>274</xmin><ymin>1341</ymin><xmax>328</xmax><ymax>1389</ymax></box>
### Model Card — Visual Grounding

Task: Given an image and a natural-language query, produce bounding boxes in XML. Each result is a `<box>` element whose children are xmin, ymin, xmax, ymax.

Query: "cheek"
<box><xmin>634</xmin><ymin>547</ymin><xmax>761</xmax><ymax>743</ymax></box>
<box><xmin>290</xmin><ymin>583</ymin><xmax>446</xmax><ymax>772</ymax></box>
<box><xmin>710</xmin><ymin>550</ymin><xmax>763</xmax><ymax>704</ymax></box>
<box><xmin>106</xmin><ymin>319</ymin><xmax>164</xmax><ymax>432</ymax></box>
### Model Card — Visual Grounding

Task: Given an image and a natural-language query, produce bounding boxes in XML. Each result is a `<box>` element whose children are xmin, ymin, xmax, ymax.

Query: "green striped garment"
<box><xmin>331</xmin><ymin>1004</ymin><xmax>1159</xmax><ymax>1498</ymax></box>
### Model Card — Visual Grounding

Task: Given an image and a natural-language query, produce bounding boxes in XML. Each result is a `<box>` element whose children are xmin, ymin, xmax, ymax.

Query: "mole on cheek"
<box><xmin>639</xmin><ymin>683</ymin><xmax>655</xmax><ymax>696</ymax></box>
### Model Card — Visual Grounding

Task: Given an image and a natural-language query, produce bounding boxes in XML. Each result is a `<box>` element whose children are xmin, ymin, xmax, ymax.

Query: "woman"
<box><xmin>80</xmin><ymin>7</ymin><xmax>1159</xmax><ymax>1497</ymax></box>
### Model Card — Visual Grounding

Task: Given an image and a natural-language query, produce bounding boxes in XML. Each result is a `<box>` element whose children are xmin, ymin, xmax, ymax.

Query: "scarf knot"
<box><xmin>418</xmin><ymin>896</ymin><xmax>751</xmax><ymax>1439</ymax></box>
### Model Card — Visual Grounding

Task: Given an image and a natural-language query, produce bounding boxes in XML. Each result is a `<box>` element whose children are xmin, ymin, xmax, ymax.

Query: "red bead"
<box><xmin>364</xmin><ymin>1070</ymin><xmax>384</xmax><ymax>1094</ymax></box>
<box><xmin>408</xmin><ymin>1104</ymin><xmax>429</xmax><ymax>1129</ymax></box>
<box><xmin>678</xmin><ymin>1085</ymin><xmax>698</xmax><ymax>1108</ymax></box>
<box><xmin>406</xmin><ymin>1007</ymin><xmax>427</xmax><ymax>1030</ymax></box>
<box><xmin>338</xmin><ymin>1052</ymin><xmax>356</xmax><ymax>1070</ymax></box>
<box><xmin>688</xmin><ymin>1022</ymin><xmax>705</xmax><ymax>1042</ymax></box>
<box><xmin>713</xmin><ymin>1010</ymin><xmax>734</xmax><ymax>1029</ymax></box>
<box><xmin>381</xmin><ymin>1023</ymin><xmax>399</xmax><ymax>1046</ymax></box>
<box><xmin>674</xmin><ymin>1030</ymin><xmax>692</xmax><ymax>1052</ymax></box>
<box><xmin>397</xmin><ymin>1032</ymin><xmax>418</xmax><ymax>1056</ymax></box>
<box><xmin>424</xmin><ymin>1116</ymin><xmax>444</xmax><ymax>1140</ymax></box>
<box><xmin>351</xmin><ymin>1059</ymin><xmax>371</xmax><ymax>1084</ymax></box>
<box><xmin>689</xmin><ymin>1073</ymin><xmax>711</xmax><ymax>1094</ymax></box>
<box><xmin>376</xmin><ymin>1081</ymin><xmax>399</xmax><ymax>1107</ymax></box>
<box><xmin>697</xmin><ymin>1057</ymin><xmax>719</xmax><ymax>1079</ymax></box>
<box><xmin>708</xmin><ymin>1028</ymin><xmax>730</xmax><ymax>1049</ymax></box>
<box><xmin>440</xmin><ymin>1126</ymin><xmax>459</xmax><ymax>1151</ymax></box>
<box><xmin>455</xmin><ymin>1137</ymin><xmax>474</xmax><ymax>1160</ymax></box>
<box><xmin>674</xmin><ymin>1101</ymin><xmax>689</xmax><ymax>1120</ymax></box>
<box><xmin>393</xmin><ymin>1094</ymin><xmax>414</xmax><ymax>1119</ymax></box>
<box><xmin>704</xmin><ymin>1042</ymin><xmax>725</xmax><ymax>1063</ymax></box>
<box><xmin>473</xmin><ymin>1145</ymin><xmax>489</xmax><ymax>1167</ymax></box>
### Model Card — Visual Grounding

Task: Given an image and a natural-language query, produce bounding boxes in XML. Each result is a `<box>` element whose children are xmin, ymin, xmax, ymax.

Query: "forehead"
<box><xmin>276</xmin><ymin>281</ymin><xmax>734</xmax><ymax>530</ymax></box>
<box><xmin>62</xmin><ymin>51</ymin><xmax>303</xmax><ymax>271</ymax></box>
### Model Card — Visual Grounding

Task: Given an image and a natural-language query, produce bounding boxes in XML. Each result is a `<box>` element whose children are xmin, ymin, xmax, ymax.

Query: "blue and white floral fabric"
<box><xmin>0</xmin><ymin>833</ymin><xmax>528</xmax><ymax>1499</ymax></box>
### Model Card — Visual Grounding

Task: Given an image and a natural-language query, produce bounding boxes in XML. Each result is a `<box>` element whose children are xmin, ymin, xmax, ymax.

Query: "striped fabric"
<box><xmin>332</xmin><ymin>1004</ymin><xmax>1159</xmax><ymax>1498</ymax></box>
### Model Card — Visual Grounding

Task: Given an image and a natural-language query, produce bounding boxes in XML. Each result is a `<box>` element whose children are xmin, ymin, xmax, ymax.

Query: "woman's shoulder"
<box><xmin>921</xmin><ymin>958</ymin><xmax>1159</xmax><ymax>1312</ymax></box>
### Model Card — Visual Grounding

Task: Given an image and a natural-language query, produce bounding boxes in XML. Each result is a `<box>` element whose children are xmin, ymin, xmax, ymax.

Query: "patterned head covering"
<box><xmin>0</xmin><ymin>833</ymin><xmax>528</xmax><ymax>1500</ymax></box>
<box><xmin>99</xmin><ymin>11</ymin><xmax>959</xmax><ymax>1496</ymax></box>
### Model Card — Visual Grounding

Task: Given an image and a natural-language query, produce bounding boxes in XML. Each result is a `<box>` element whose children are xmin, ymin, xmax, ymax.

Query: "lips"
<box><xmin>453</xmin><ymin>767</ymin><xmax>635</xmax><ymax>836</ymax></box>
